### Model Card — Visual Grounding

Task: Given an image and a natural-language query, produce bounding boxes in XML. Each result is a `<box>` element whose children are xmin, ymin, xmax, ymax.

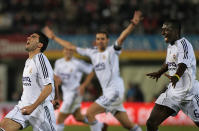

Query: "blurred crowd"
<box><xmin>0</xmin><ymin>0</ymin><xmax>198</xmax><ymax>34</ymax></box>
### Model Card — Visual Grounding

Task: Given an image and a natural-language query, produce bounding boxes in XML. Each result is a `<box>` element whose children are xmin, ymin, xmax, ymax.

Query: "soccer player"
<box><xmin>54</xmin><ymin>48</ymin><xmax>94</xmax><ymax>131</ymax></box>
<box><xmin>0</xmin><ymin>32</ymin><xmax>56</xmax><ymax>131</ymax></box>
<box><xmin>43</xmin><ymin>10</ymin><xmax>143</xmax><ymax>131</ymax></box>
<box><xmin>146</xmin><ymin>19</ymin><xmax>199</xmax><ymax>131</ymax></box>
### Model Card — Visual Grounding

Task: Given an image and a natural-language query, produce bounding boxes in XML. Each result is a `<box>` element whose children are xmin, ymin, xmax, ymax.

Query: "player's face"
<box><xmin>26</xmin><ymin>33</ymin><xmax>41</xmax><ymax>52</ymax></box>
<box><xmin>161</xmin><ymin>23</ymin><xmax>177</xmax><ymax>43</ymax></box>
<box><xmin>63</xmin><ymin>48</ymin><xmax>73</xmax><ymax>59</ymax></box>
<box><xmin>95</xmin><ymin>33</ymin><xmax>109</xmax><ymax>51</ymax></box>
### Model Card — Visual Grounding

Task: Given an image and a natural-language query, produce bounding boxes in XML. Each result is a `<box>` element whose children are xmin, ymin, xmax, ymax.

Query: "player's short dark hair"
<box><xmin>96</xmin><ymin>30</ymin><xmax>109</xmax><ymax>38</ymax></box>
<box><xmin>35</xmin><ymin>31</ymin><xmax>49</xmax><ymax>52</ymax></box>
<box><xmin>164</xmin><ymin>19</ymin><xmax>181</xmax><ymax>35</ymax></box>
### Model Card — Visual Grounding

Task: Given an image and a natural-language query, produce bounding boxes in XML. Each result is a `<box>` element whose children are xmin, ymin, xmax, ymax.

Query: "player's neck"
<box><xmin>170</xmin><ymin>37</ymin><xmax>180</xmax><ymax>45</ymax></box>
<box><xmin>28</xmin><ymin>49</ymin><xmax>41</xmax><ymax>59</ymax></box>
<box><xmin>170</xmin><ymin>41</ymin><xmax>175</xmax><ymax>45</ymax></box>
<box><xmin>65</xmin><ymin>57</ymin><xmax>71</xmax><ymax>61</ymax></box>
<box><xmin>98</xmin><ymin>48</ymin><xmax>106</xmax><ymax>52</ymax></box>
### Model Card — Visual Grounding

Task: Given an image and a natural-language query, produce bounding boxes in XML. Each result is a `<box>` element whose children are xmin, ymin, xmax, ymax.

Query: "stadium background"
<box><xmin>0</xmin><ymin>0</ymin><xmax>199</xmax><ymax>130</ymax></box>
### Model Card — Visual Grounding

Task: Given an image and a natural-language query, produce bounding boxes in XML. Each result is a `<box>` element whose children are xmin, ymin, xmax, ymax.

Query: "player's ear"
<box><xmin>38</xmin><ymin>42</ymin><xmax>43</xmax><ymax>49</ymax></box>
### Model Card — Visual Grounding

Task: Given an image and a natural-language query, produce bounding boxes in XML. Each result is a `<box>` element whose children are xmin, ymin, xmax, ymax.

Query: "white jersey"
<box><xmin>77</xmin><ymin>41</ymin><xmax>123</xmax><ymax>92</ymax></box>
<box><xmin>165</xmin><ymin>37</ymin><xmax>196</xmax><ymax>99</ymax></box>
<box><xmin>18</xmin><ymin>53</ymin><xmax>55</xmax><ymax>108</ymax></box>
<box><xmin>54</xmin><ymin>57</ymin><xmax>93</xmax><ymax>92</ymax></box>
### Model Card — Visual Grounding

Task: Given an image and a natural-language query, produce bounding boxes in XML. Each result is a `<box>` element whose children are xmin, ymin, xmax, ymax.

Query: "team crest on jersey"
<box><xmin>173</xmin><ymin>54</ymin><xmax>177</xmax><ymax>61</ymax></box>
<box><xmin>29</xmin><ymin>68</ymin><xmax>32</xmax><ymax>74</ymax></box>
<box><xmin>103</xmin><ymin>55</ymin><xmax>106</xmax><ymax>60</ymax></box>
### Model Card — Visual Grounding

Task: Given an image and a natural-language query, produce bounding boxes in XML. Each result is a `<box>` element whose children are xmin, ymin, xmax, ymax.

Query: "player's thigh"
<box><xmin>0</xmin><ymin>118</ymin><xmax>22</xmax><ymax>131</ymax></box>
<box><xmin>194</xmin><ymin>121</ymin><xmax>199</xmax><ymax>127</ymax></box>
<box><xmin>148</xmin><ymin>104</ymin><xmax>175</xmax><ymax>125</ymax></box>
<box><xmin>114</xmin><ymin>111</ymin><xmax>133</xmax><ymax>128</ymax></box>
<box><xmin>86</xmin><ymin>102</ymin><xmax>106</xmax><ymax>116</ymax></box>
<box><xmin>57</xmin><ymin>112</ymin><xmax>71</xmax><ymax>123</ymax></box>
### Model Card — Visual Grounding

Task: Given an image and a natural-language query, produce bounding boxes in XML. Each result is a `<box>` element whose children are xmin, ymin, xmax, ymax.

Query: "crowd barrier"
<box><xmin>0</xmin><ymin>102</ymin><xmax>194</xmax><ymax>125</ymax></box>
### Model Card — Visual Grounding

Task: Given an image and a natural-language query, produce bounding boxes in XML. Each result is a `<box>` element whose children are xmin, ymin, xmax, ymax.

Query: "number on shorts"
<box><xmin>194</xmin><ymin>109</ymin><xmax>199</xmax><ymax>118</ymax></box>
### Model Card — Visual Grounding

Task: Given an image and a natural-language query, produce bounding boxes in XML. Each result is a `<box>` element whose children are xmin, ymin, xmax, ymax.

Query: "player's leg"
<box><xmin>146</xmin><ymin>104</ymin><xmax>175</xmax><ymax>131</ymax></box>
<box><xmin>56</xmin><ymin>112</ymin><xmax>70</xmax><ymax>131</ymax></box>
<box><xmin>73</xmin><ymin>108</ymin><xmax>84</xmax><ymax>122</ymax></box>
<box><xmin>114</xmin><ymin>111</ymin><xmax>142</xmax><ymax>131</ymax></box>
<box><xmin>1</xmin><ymin>106</ymin><xmax>28</xmax><ymax>131</ymax></box>
<box><xmin>31</xmin><ymin>103</ymin><xmax>56</xmax><ymax>131</ymax></box>
<box><xmin>86</xmin><ymin>102</ymin><xmax>106</xmax><ymax>122</ymax></box>
<box><xmin>0</xmin><ymin>118</ymin><xmax>22</xmax><ymax>131</ymax></box>
<box><xmin>194</xmin><ymin>122</ymin><xmax>199</xmax><ymax>127</ymax></box>
<box><xmin>85</xmin><ymin>102</ymin><xmax>106</xmax><ymax>131</ymax></box>
<box><xmin>56</xmin><ymin>91</ymin><xmax>77</xmax><ymax>131</ymax></box>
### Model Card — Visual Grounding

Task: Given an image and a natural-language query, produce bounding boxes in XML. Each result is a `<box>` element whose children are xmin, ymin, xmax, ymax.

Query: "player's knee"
<box><xmin>85</xmin><ymin>112</ymin><xmax>94</xmax><ymax>120</ymax></box>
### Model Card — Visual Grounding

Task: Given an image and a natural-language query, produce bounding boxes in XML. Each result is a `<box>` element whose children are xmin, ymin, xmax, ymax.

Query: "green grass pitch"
<box><xmin>20</xmin><ymin>125</ymin><xmax>198</xmax><ymax>131</ymax></box>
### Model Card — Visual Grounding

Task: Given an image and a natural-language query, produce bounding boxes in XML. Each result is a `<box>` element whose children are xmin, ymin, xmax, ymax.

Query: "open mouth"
<box><xmin>26</xmin><ymin>42</ymin><xmax>30</xmax><ymax>45</ymax></box>
<box><xmin>164</xmin><ymin>35</ymin><xmax>169</xmax><ymax>42</ymax></box>
<box><xmin>164</xmin><ymin>37</ymin><xmax>168</xmax><ymax>41</ymax></box>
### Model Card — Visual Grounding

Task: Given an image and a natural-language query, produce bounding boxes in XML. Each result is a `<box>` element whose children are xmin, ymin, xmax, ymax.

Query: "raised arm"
<box><xmin>43</xmin><ymin>26</ymin><xmax>77</xmax><ymax>51</ymax></box>
<box><xmin>117</xmin><ymin>10</ymin><xmax>143</xmax><ymax>46</ymax></box>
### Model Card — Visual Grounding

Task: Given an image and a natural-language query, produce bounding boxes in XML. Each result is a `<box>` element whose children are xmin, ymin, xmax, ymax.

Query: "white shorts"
<box><xmin>60</xmin><ymin>91</ymin><xmax>82</xmax><ymax>114</ymax></box>
<box><xmin>156</xmin><ymin>86</ymin><xmax>199</xmax><ymax>122</ymax></box>
<box><xmin>5</xmin><ymin>101</ymin><xmax>56</xmax><ymax>131</ymax></box>
<box><xmin>96</xmin><ymin>88</ymin><xmax>125</xmax><ymax>115</ymax></box>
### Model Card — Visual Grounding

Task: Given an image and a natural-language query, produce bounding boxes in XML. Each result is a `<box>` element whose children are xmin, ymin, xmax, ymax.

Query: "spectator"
<box><xmin>126</xmin><ymin>82</ymin><xmax>144</xmax><ymax>102</ymax></box>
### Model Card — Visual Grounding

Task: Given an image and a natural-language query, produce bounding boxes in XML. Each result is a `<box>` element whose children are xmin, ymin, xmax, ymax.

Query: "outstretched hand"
<box><xmin>130</xmin><ymin>10</ymin><xmax>143</xmax><ymax>25</ymax></box>
<box><xmin>42</xmin><ymin>26</ymin><xmax>55</xmax><ymax>39</ymax></box>
<box><xmin>146</xmin><ymin>72</ymin><xmax>161</xmax><ymax>82</ymax></box>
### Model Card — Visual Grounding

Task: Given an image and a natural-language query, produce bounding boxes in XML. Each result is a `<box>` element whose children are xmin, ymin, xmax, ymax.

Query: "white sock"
<box><xmin>130</xmin><ymin>124</ymin><xmax>142</xmax><ymax>131</ymax></box>
<box><xmin>56</xmin><ymin>123</ymin><xmax>65</xmax><ymax>131</ymax></box>
<box><xmin>90</xmin><ymin>121</ymin><xmax>103</xmax><ymax>131</ymax></box>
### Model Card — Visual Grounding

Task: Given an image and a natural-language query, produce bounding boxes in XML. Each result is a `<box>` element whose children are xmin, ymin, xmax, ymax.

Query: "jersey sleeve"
<box><xmin>76</xmin><ymin>47</ymin><xmax>92</xmax><ymax>57</ymax></box>
<box><xmin>177</xmin><ymin>39</ymin><xmax>191</xmax><ymax>67</ymax></box>
<box><xmin>36</xmin><ymin>54</ymin><xmax>54</xmax><ymax>86</ymax></box>
<box><xmin>77</xmin><ymin>60</ymin><xmax>93</xmax><ymax>74</ymax></box>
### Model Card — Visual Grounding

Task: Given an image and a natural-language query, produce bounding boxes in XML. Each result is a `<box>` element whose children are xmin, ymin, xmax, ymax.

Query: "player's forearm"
<box><xmin>81</xmin><ymin>71</ymin><xmax>94</xmax><ymax>88</ymax></box>
<box><xmin>54</xmin><ymin>84</ymin><xmax>59</xmax><ymax>100</ymax></box>
<box><xmin>157</xmin><ymin>63</ymin><xmax>168</xmax><ymax>75</ymax></box>
<box><xmin>117</xmin><ymin>23</ymin><xmax>136</xmax><ymax>46</ymax></box>
<box><xmin>175</xmin><ymin>63</ymin><xmax>187</xmax><ymax>77</ymax></box>
<box><xmin>53</xmin><ymin>35</ymin><xmax>77</xmax><ymax>51</ymax></box>
<box><xmin>31</xmin><ymin>84</ymin><xmax>52</xmax><ymax>109</ymax></box>
<box><xmin>54</xmin><ymin>75</ymin><xmax>61</xmax><ymax>99</ymax></box>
